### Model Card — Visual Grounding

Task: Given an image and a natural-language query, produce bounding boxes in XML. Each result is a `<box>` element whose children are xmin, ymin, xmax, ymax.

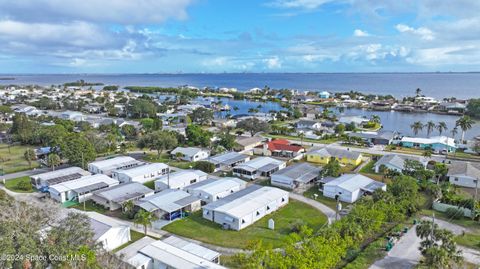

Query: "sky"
<box><xmin>1</xmin><ymin>0</ymin><xmax>480</xmax><ymax>73</ymax></box>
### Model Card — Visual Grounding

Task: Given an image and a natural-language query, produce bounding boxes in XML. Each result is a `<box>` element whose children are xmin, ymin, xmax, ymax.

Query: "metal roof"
<box><xmin>49</xmin><ymin>174</ymin><xmax>118</xmax><ymax>193</ymax></box>
<box><xmin>171</xmin><ymin>147</ymin><xmax>207</xmax><ymax>157</ymax></box>
<box><xmin>93</xmin><ymin>182</ymin><xmax>154</xmax><ymax>203</ymax></box>
<box><xmin>307</xmin><ymin>147</ymin><xmax>361</xmax><ymax>160</ymax></box>
<box><xmin>136</xmin><ymin>189</ymin><xmax>200</xmax><ymax>213</ymax></box>
<box><xmin>139</xmin><ymin>241</ymin><xmax>225</xmax><ymax>269</ymax></box>
<box><xmin>89</xmin><ymin>156</ymin><xmax>143</xmax><ymax>172</ymax></box>
<box><xmin>32</xmin><ymin>167</ymin><xmax>90</xmax><ymax>182</ymax></box>
<box><xmin>207</xmin><ymin>152</ymin><xmax>248</xmax><ymax>166</ymax></box>
<box><xmin>162</xmin><ymin>236</ymin><xmax>220</xmax><ymax>261</ymax></box>
<box><xmin>234</xmin><ymin>157</ymin><xmax>285</xmax><ymax>172</ymax></box>
<box><xmin>324</xmin><ymin>174</ymin><xmax>384</xmax><ymax>193</ymax></box>
<box><xmin>271</xmin><ymin>163</ymin><xmax>321</xmax><ymax>183</ymax></box>
<box><xmin>204</xmin><ymin>185</ymin><xmax>288</xmax><ymax>219</ymax></box>
<box><xmin>114</xmin><ymin>163</ymin><xmax>169</xmax><ymax>178</ymax></box>
<box><xmin>186</xmin><ymin>177</ymin><xmax>246</xmax><ymax>196</ymax></box>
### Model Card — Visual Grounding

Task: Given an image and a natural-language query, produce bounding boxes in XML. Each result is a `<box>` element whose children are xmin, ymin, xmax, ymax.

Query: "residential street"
<box><xmin>370</xmin><ymin>217</ymin><xmax>480</xmax><ymax>269</ymax></box>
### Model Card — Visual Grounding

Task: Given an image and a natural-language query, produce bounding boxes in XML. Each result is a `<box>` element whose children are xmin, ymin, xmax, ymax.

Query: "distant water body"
<box><xmin>2</xmin><ymin>73</ymin><xmax>480</xmax><ymax>99</ymax></box>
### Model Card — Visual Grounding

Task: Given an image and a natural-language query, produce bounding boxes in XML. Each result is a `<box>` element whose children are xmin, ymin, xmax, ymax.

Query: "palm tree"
<box><xmin>450</xmin><ymin>127</ymin><xmax>458</xmax><ymax>140</ymax></box>
<box><xmin>298</xmin><ymin>132</ymin><xmax>305</xmax><ymax>146</ymax></box>
<box><xmin>415</xmin><ymin>88</ymin><xmax>422</xmax><ymax>97</ymax></box>
<box><xmin>436</xmin><ymin>122</ymin><xmax>448</xmax><ymax>136</ymax></box>
<box><xmin>24</xmin><ymin>148</ymin><xmax>36</xmax><ymax>168</ymax></box>
<box><xmin>370</xmin><ymin>115</ymin><xmax>381</xmax><ymax>123</ymax></box>
<box><xmin>47</xmin><ymin>153</ymin><xmax>61</xmax><ymax>171</ymax></box>
<box><xmin>455</xmin><ymin>115</ymin><xmax>475</xmax><ymax>143</ymax></box>
<box><xmin>426</xmin><ymin>121</ymin><xmax>436</xmax><ymax>137</ymax></box>
<box><xmin>410</xmin><ymin>121</ymin><xmax>424</xmax><ymax>136</ymax></box>
<box><xmin>134</xmin><ymin>209</ymin><xmax>158</xmax><ymax>236</ymax></box>
<box><xmin>423</xmin><ymin>148</ymin><xmax>433</xmax><ymax>159</ymax></box>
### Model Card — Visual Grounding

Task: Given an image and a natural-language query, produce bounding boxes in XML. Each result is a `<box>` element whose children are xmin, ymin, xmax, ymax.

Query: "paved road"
<box><xmin>370</xmin><ymin>217</ymin><xmax>480</xmax><ymax>269</ymax></box>
<box><xmin>289</xmin><ymin>193</ymin><xmax>337</xmax><ymax>225</ymax></box>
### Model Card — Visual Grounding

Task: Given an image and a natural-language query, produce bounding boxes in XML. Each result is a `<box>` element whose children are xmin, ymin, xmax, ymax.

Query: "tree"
<box><xmin>436</xmin><ymin>122</ymin><xmax>448</xmax><ymax>136</ymax></box>
<box><xmin>47</xmin><ymin>153</ymin><xmax>61</xmax><ymax>171</ymax></box>
<box><xmin>127</xmin><ymin>98</ymin><xmax>158</xmax><ymax>118</ymax></box>
<box><xmin>189</xmin><ymin>107</ymin><xmax>214</xmax><ymax>125</ymax></box>
<box><xmin>410</xmin><ymin>121</ymin><xmax>424</xmax><ymax>136</ymax></box>
<box><xmin>334</xmin><ymin>124</ymin><xmax>345</xmax><ymax>134</ymax></box>
<box><xmin>140</xmin><ymin>118</ymin><xmax>161</xmax><ymax>132</ymax></box>
<box><xmin>416</xmin><ymin>220</ymin><xmax>463</xmax><ymax>269</ymax></box>
<box><xmin>466</xmin><ymin>98</ymin><xmax>480</xmax><ymax>118</ymax></box>
<box><xmin>185</xmin><ymin>125</ymin><xmax>212</xmax><ymax>147</ymax></box>
<box><xmin>423</xmin><ymin>148</ymin><xmax>433</xmax><ymax>158</ymax></box>
<box><xmin>194</xmin><ymin>161</ymin><xmax>215</xmax><ymax>173</ymax></box>
<box><xmin>298</xmin><ymin>132</ymin><xmax>305</xmax><ymax>146</ymax></box>
<box><xmin>322</xmin><ymin>159</ymin><xmax>341</xmax><ymax>177</ymax></box>
<box><xmin>121</xmin><ymin>124</ymin><xmax>137</xmax><ymax>140</ymax></box>
<box><xmin>11</xmin><ymin>113</ymin><xmax>37</xmax><ymax>144</ymax></box>
<box><xmin>236</xmin><ymin>118</ymin><xmax>271</xmax><ymax>136</ymax></box>
<box><xmin>416</xmin><ymin>88</ymin><xmax>422</xmax><ymax>96</ymax></box>
<box><xmin>61</xmin><ymin>134</ymin><xmax>96</xmax><ymax>168</ymax></box>
<box><xmin>455</xmin><ymin>115</ymin><xmax>474</xmax><ymax>143</ymax></box>
<box><xmin>217</xmin><ymin>131</ymin><xmax>236</xmax><ymax>150</ymax></box>
<box><xmin>24</xmin><ymin>148</ymin><xmax>36</xmax><ymax>168</ymax></box>
<box><xmin>134</xmin><ymin>209</ymin><xmax>158</xmax><ymax>236</ymax></box>
<box><xmin>370</xmin><ymin>115</ymin><xmax>381</xmax><ymax>123</ymax></box>
<box><xmin>138</xmin><ymin>130</ymin><xmax>178</xmax><ymax>156</ymax></box>
<box><xmin>450</xmin><ymin>126</ymin><xmax>458</xmax><ymax>140</ymax></box>
<box><xmin>426</xmin><ymin>121</ymin><xmax>436</xmax><ymax>137</ymax></box>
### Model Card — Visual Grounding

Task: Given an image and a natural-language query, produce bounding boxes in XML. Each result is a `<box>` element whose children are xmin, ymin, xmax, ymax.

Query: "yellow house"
<box><xmin>306</xmin><ymin>147</ymin><xmax>362</xmax><ymax>166</ymax></box>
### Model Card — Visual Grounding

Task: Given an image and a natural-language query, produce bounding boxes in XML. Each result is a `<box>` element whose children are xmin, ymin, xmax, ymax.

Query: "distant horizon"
<box><xmin>2</xmin><ymin>71</ymin><xmax>480</xmax><ymax>76</ymax></box>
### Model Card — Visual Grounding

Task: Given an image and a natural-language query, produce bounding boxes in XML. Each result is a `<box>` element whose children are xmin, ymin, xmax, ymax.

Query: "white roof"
<box><xmin>136</xmin><ymin>189</ymin><xmax>200</xmax><ymax>213</ymax></box>
<box><xmin>116</xmin><ymin>236</ymin><xmax>156</xmax><ymax>266</ymax></box>
<box><xmin>163</xmin><ymin>236</ymin><xmax>220</xmax><ymax>261</ymax></box>
<box><xmin>171</xmin><ymin>147</ymin><xmax>207</xmax><ymax>157</ymax></box>
<box><xmin>49</xmin><ymin>174</ymin><xmax>118</xmax><ymax>193</ymax></box>
<box><xmin>400</xmin><ymin>136</ymin><xmax>456</xmax><ymax>147</ymax></box>
<box><xmin>31</xmin><ymin>167</ymin><xmax>90</xmax><ymax>180</ymax></box>
<box><xmin>89</xmin><ymin>156</ymin><xmax>141</xmax><ymax>171</ymax></box>
<box><xmin>186</xmin><ymin>177</ymin><xmax>246</xmax><ymax>196</ymax></box>
<box><xmin>324</xmin><ymin>174</ymin><xmax>379</xmax><ymax>192</ymax></box>
<box><xmin>139</xmin><ymin>240</ymin><xmax>225</xmax><ymax>269</ymax></box>
<box><xmin>86</xmin><ymin>211</ymin><xmax>129</xmax><ymax>240</ymax></box>
<box><xmin>235</xmin><ymin>157</ymin><xmax>285</xmax><ymax>171</ymax></box>
<box><xmin>114</xmin><ymin>163</ymin><xmax>169</xmax><ymax>178</ymax></box>
<box><xmin>156</xmin><ymin>170</ymin><xmax>207</xmax><ymax>187</ymax></box>
<box><xmin>204</xmin><ymin>185</ymin><xmax>288</xmax><ymax>219</ymax></box>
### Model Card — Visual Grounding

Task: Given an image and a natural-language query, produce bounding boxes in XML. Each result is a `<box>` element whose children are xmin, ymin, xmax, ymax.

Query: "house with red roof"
<box><xmin>253</xmin><ymin>139</ymin><xmax>305</xmax><ymax>158</ymax></box>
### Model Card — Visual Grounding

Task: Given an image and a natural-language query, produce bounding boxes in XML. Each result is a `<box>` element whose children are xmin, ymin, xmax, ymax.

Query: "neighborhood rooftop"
<box><xmin>234</xmin><ymin>157</ymin><xmax>284</xmax><ymax>172</ymax></box>
<box><xmin>271</xmin><ymin>162</ymin><xmax>322</xmax><ymax>183</ymax></box>
<box><xmin>113</xmin><ymin>162</ymin><xmax>169</xmax><ymax>178</ymax></box>
<box><xmin>92</xmin><ymin>182</ymin><xmax>153</xmax><ymax>203</ymax></box>
<box><xmin>49</xmin><ymin>174</ymin><xmax>118</xmax><ymax>194</ymax></box>
<box><xmin>136</xmin><ymin>189</ymin><xmax>200</xmax><ymax>213</ymax></box>
<box><xmin>203</xmin><ymin>185</ymin><xmax>288</xmax><ymax>219</ymax></box>
<box><xmin>207</xmin><ymin>151</ymin><xmax>248</xmax><ymax>166</ymax></box>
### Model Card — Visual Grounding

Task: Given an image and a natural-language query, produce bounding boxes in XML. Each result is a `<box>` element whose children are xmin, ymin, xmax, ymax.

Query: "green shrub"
<box><xmin>194</xmin><ymin>161</ymin><xmax>215</xmax><ymax>173</ymax></box>
<box><xmin>445</xmin><ymin>207</ymin><xmax>464</xmax><ymax>220</ymax></box>
<box><xmin>16</xmin><ymin>180</ymin><xmax>32</xmax><ymax>191</ymax></box>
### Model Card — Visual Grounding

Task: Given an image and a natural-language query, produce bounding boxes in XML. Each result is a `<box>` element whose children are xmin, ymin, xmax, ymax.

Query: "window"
<box><xmin>256</xmin><ymin>211</ymin><xmax>260</xmax><ymax>216</ymax></box>
<box><xmin>242</xmin><ymin>219</ymin><xmax>245</xmax><ymax>224</ymax></box>
<box><xmin>455</xmin><ymin>177</ymin><xmax>459</xmax><ymax>181</ymax></box>
<box><xmin>267</xmin><ymin>206</ymin><xmax>270</xmax><ymax>210</ymax></box>
<box><xmin>190</xmin><ymin>179</ymin><xmax>197</xmax><ymax>184</ymax></box>
<box><xmin>230</xmin><ymin>190</ymin><xmax>234</xmax><ymax>193</ymax></box>
<box><xmin>281</xmin><ymin>198</ymin><xmax>285</xmax><ymax>202</ymax></box>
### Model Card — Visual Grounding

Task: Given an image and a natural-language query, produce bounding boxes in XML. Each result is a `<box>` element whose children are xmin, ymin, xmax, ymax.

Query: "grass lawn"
<box><xmin>454</xmin><ymin>233</ymin><xmax>480</xmax><ymax>251</ymax></box>
<box><xmin>303</xmin><ymin>186</ymin><xmax>338</xmax><ymax>210</ymax></box>
<box><xmin>143</xmin><ymin>153</ymin><xmax>194</xmax><ymax>169</ymax></box>
<box><xmin>163</xmin><ymin>200</ymin><xmax>328</xmax><ymax>249</ymax></box>
<box><xmin>358</xmin><ymin>160</ymin><xmax>385</xmax><ymax>182</ymax></box>
<box><xmin>0</xmin><ymin>144</ymin><xmax>40</xmax><ymax>174</ymax></box>
<box><xmin>143</xmin><ymin>180</ymin><xmax>155</xmax><ymax>190</ymax></box>
<box><xmin>264</xmin><ymin>134</ymin><xmax>339</xmax><ymax>144</ymax></box>
<box><xmin>71</xmin><ymin>200</ymin><xmax>108</xmax><ymax>214</ymax></box>
<box><xmin>113</xmin><ymin>230</ymin><xmax>158</xmax><ymax>252</ymax></box>
<box><xmin>4</xmin><ymin>176</ymin><xmax>35</xmax><ymax>193</ymax></box>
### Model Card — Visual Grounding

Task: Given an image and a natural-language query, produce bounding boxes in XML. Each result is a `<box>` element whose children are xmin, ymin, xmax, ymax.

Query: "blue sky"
<box><xmin>0</xmin><ymin>0</ymin><xmax>480</xmax><ymax>73</ymax></box>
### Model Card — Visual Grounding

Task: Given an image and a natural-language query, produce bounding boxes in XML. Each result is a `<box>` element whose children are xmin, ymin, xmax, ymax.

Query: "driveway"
<box><xmin>370</xmin><ymin>217</ymin><xmax>480</xmax><ymax>268</ymax></box>
<box><xmin>289</xmin><ymin>193</ymin><xmax>337</xmax><ymax>225</ymax></box>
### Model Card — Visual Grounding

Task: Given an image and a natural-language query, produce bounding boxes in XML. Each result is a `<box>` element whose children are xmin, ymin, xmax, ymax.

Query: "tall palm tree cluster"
<box><xmin>410</xmin><ymin>115</ymin><xmax>475</xmax><ymax>143</ymax></box>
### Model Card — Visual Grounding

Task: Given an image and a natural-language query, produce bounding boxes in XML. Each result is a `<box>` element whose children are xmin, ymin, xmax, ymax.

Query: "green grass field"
<box><xmin>303</xmin><ymin>186</ymin><xmax>338</xmax><ymax>210</ymax></box>
<box><xmin>4</xmin><ymin>176</ymin><xmax>35</xmax><ymax>193</ymax></box>
<box><xmin>143</xmin><ymin>153</ymin><xmax>194</xmax><ymax>169</ymax></box>
<box><xmin>163</xmin><ymin>199</ymin><xmax>328</xmax><ymax>249</ymax></box>
<box><xmin>71</xmin><ymin>200</ymin><xmax>108</xmax><ymax>214</ymax></box>
<box><xmin>0</xmin><ymin>144</ymin><xmax>40</xmax><ymax>174</ymax></box>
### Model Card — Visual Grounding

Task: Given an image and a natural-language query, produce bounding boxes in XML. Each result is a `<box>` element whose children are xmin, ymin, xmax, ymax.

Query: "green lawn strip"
<box><xmin>143</xmin><ymin>180</ymin><xmax>155</xmax><ymax>190</ymax></box>
<box><xmin>113</xmin><ymin>230</ymin><xmax>159</xmax><ymax>252</ymax></box>
<box><xmin>454</xmin><ymin>233</ymin><xmax>480</xmax><ymax>251</ymax></box>
<box><xmin>143</xmin><ymin>153</ymin><xmax>194</xmax><ymax>169</ymax></box>
<box><xmin>303</xmin><ymin>186</ymin><xmax>338</xmax><ymax>210</ymax></box>
<box><xmin>220</xmin><ymin>255</ymin><xmax>242</xmax><ymax>269</ymax></box>
<box><xmin>4</xmin><ymin>176</ymin><xmax>35</xmax><ymax>193</ymax></box>
<box><xmin>71</xmin><ymin>200</ymin><xmax>108</xmax><ymax>214</ymax></box>
<box><xmin>0</xmin><ymin>144</ymin><xmax>40</xmax><ymax>174</ymax></box>
<box><xmin>359</xmin><ymin>160</ymin><xmax>376</xmax><ymax>174</ymax></box>
<box><xmin>163</xmin><ymin>200</ymin><xmax>327</xmax><ymax>249</ymax></box>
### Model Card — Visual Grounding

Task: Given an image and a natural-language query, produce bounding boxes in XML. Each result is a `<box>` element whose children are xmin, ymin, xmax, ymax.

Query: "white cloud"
<box><xmin>353</xmin><ymin>29</ymin><xmax>369</xmax><ymax>37</ymax></box>
<box><xmin>395</xmin><ymin>24</ymin><xmax>435</xmax><ymax>40</ymax></box>
<box><xmin>0</xmin><ymin>0</ymin><xmax>194</xmax><ymax>24</ymax></box>
<box><xmin>264</xmin><ymin>56</ymin><xmax>282</xmax><ymax>68</ymax></box>
<box><xmin>269</xmin><ymin>0</ymin><xmax>333</xmax><ymax>9</ymax></box>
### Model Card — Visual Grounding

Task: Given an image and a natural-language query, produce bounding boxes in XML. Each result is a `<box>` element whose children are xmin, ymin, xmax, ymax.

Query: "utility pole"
<box><xmin>473</xmin><ymin>178</ymin><xmax>478</xmax><ymax>220</ymax></box>
<box><xmin>167</xmin><ymin>161</ymin><xmax>170</xmax><ymax>189</ymax></box>
<box><xmin>430</xmin><ymin>213</ymin><xmax>435</xmax><ymax>247</ymax></box>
